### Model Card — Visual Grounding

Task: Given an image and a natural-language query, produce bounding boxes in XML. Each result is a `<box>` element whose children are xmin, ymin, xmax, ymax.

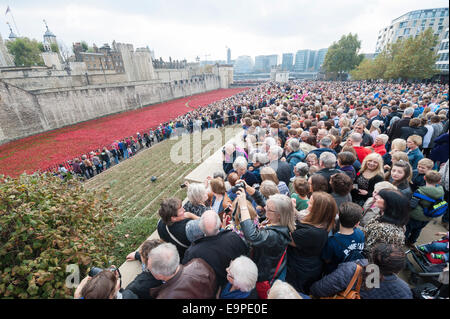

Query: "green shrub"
<box><xmin>0</xmin><ymin>173</ymin><xmax>118</xmax><ymax>298</ymax></box>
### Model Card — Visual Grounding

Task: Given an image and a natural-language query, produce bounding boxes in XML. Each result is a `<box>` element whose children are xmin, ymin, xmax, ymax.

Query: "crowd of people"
<box><xmin>53</xmin><ymin>90</ymin><xmax>257</xmax><ymax>179</ymax></box>
<box><xmin>74</xmin><ymin>80</ymin><xmax>449</xmax><ymax>299</ymax></box>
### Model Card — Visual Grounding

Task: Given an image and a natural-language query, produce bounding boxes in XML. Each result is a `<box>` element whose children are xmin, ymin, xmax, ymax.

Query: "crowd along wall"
<box><xmin>0</xmin><ymin>74</ymin><xmax>221</xmax><ymax>145</ymax></box>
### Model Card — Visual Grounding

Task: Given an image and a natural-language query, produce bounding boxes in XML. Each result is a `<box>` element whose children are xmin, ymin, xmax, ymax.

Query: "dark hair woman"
<box><xmin>362</xmin><ymin>189</ymin><xmax>409</xmax><ymax>254</ymax></box>
<box><xmin>157</xmin><ymin>198</ymin><xmax>199</xmax><ymax>259</ymax></box>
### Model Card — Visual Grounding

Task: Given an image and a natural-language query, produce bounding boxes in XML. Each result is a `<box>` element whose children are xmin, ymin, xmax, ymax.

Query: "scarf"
<box><xmin>220</xmin><ymin>283</ymin><xmax>251</xmax><ymax>299</ymax></box>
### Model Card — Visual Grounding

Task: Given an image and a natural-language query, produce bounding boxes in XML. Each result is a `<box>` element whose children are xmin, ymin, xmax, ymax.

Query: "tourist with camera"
<box><xmin>236</xmin><ymin>189</ymin><xmax>295</xmax><ymax>299</ymax></box>
<box><xmin>74</xmin><ymin>265</ymin><xmax>137</xmax><ymax>299</ymax></box>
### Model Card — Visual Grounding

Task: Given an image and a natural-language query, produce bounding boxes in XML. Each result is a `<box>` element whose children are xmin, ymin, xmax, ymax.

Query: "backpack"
<box><xmin>412</xmin><ymin>192</ymin><xmax>448</xmax><ymax>218</ymax></box>
<box><xmin>321</xmin><ymin>264</ymin><xmax>363</xmax><ymax>299</ymax></box>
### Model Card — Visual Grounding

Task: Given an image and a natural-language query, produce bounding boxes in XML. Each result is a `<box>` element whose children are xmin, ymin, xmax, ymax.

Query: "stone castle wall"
<box><xmin>0</xmin><ymin>73</ymin><xmax>221</xmax><ymax>145</ymax></box>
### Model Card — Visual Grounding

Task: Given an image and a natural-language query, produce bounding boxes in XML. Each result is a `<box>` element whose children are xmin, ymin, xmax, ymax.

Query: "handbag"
<box><xmin>255</xmin><ymin>249</ymin><xmax>287</xmax><ymax>299</ymax></box>
<box><xmin>321</xmin><ymin>264</ymin><xmax>363</xmax><ymax>299</ymax></box>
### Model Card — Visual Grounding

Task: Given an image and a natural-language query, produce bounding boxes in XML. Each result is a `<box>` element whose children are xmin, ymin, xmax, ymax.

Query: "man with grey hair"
<box><xmin>285</xmin><ymin>138</ymin><xmax>306</xmax><ymax>172</ymax></box>
<box><xmin>299</xmin><ymin>131</ymin><xmax>317</xmax><ymax>155</ymax></box>
<box><xmin>232</xmin><ymin>156</ymin><xmax>258</xmax><ymax>186</ymax></box>
<box><xmin>292</xmin><ymin>162</ymin><xmax>309</xmax><ymax>180</ymax></box>
<box><xmin>314</xmin><ymin>152</ymin><xmax>342</xmax><ymax>191</ymax></box>
<box><xmin>182</xmin><ymin>211</ymin><xmax>248</xmax><ymax>287</ymax></box>
<box><xmin>269</xmin><ymin>145</ymin><xmax>292</xmax><ymax>186</ymax></box>
<box><xmin>148</xmin><ymin>242</ymin><xmax>217</xmax><ymax>299</ymax></box>
<box><xmin>353</xmin><ymin>121</ymin><xmax>373</xmax><ymax>147</ymax></box>
<box><xmin>388</xmin><ymin>106</ymin><xmax>415</xmax><ymax>140</ymax></box>
<box><xmin>308</xmin><ymin>136</ymin><xmax>337</xmax><ymax>159</ymax></box>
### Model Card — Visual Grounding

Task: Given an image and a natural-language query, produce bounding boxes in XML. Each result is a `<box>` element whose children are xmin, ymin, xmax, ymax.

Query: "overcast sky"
<box><xmin>0</xmin><ymin>0</ymin><xmax>448</xmax><ymax>62</ymax></box>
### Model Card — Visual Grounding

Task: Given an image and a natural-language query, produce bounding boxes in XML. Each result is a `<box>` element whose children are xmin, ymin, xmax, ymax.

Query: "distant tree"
<box><xmin>81</xmin><ymin>41</ymin><xmax>89</xmax><ymax>52</ymax></box>
<box><xmin>350</xmin><ymin>51</ymin><xmax>389</xmax><ymax>80</ymax></box>
<box><xmin>323</xmin><ymin>33</ymin><xmax>364</xmax><ymax>80</ymax></box>
<box><xmin>6</xmin><ymin>37</ymin><xmax>45</xmax><ymax>66</ymax></box>
<box><xmin>384</xmin><ymin>28</ymin><xmax>439</xmax><ymax>80</ymax></box>
<box><xmin>50</xmin><ymin>43</ymin><xmax>59</xmax><ymax>53</ymax></box>
<box><xmin>37</xmin><ymin>42</ymin><xmax>45</xmax><ymax>52</ymax></box>
<box><xmin>351</xmin><ymin>28</ymin><xmax>439</xmax><ymax>81</ymax></box>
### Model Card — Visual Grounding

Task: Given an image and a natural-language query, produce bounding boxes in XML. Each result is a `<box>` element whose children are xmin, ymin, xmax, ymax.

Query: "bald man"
<box><xmin>181</xmin><ymin>210</ymin><xmax>249</xmax><ymax>287</ymax></box>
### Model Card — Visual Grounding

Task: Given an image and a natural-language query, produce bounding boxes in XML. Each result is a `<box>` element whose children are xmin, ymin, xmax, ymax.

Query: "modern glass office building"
<box><xmin>375</xmin><ymin>7</ymin><xmax>449</xmax><ymax>53</ymax></box>
<box><xmin>436</xmin><ymin>27</ymin><xmax>449</xmax><ymax>74</ymax></box>
<box><xmin>375</xmin><ymin>7</ymin><xmax>449</xmax><ymax>73</ymax></box>
<box><xmin>281</xmin><ymin>53</ymin><xmax>294</xmax><ymax>71</ymax></box>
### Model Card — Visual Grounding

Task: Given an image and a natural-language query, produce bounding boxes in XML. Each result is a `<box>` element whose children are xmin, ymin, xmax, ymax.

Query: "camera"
<box><xmin>222</xmin><ymin>148</ymin><xmax>226</xmax><ymax>155</ymax></box>
<box><xmin>180</xmin><ymin>183</ymin><xmax>187</xmax><ymax>188</ymax></box>
<box><xmin>224</xmin><ymin>206</ymin><xmax>232</xmax><ymax>214</ymax></box>
<box><xmin>89</xmin><ymin>266</ymin><xmax>117</xmax><ymax>277</ymax></box>
<box><xmin>230</xmin><ymin>182</ymin><xmax>245</xmax><ymax>193</ymax></box>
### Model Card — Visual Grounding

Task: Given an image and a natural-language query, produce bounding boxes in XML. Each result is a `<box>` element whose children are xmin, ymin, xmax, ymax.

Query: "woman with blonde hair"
<box><xmin>286</xmin><ymin>191</ymin><xmax>337</xmax><ymax>295</ymax></box>
<box><xmin>351</xmin><ymin>152</ymin><xmax>385</xmax><ymax>206</ymax></box>
<box><xmin>260</xmin><ymin>166</ymin><xmax>290</xmax><ymax>196</ymax></box>
<box><xmin>382</xmin><ymin>138</ymin><xmax>406</xmax><ymax>167</ymax></box>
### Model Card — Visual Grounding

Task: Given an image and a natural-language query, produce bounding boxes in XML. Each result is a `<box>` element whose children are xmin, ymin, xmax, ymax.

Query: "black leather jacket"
<box><xmin>240</xmin><ymin>220</ymin><xmax>291</xmax><ymax>282</ymax></box>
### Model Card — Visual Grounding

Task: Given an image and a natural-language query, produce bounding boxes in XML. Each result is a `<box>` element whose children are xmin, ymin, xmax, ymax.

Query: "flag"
<box><xmin>5</xmin><ymin>5</ymin><xmax>10</xmax><ymax>15</ymax></box>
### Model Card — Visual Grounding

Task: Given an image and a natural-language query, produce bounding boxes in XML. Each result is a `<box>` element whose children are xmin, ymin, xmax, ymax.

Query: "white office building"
<box><xmin>375</xmin><ymin>7</ymin><xmax>449</xmax><ymax>54</ymax></box>
<box><xmin>436</xmin><ymin>27</ymin><xmax>449</xmax><ymax>74</ymax></box>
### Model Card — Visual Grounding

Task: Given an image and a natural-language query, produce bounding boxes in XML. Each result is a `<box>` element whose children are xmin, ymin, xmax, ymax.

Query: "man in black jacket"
<box><xmin>388</xmin><ymin>107</ymin><xmax>414</xmax><ymax>140</ymax></box>
<box><xmin>182</xmin><ymin>211</ymin><xmax>249</xmax><ymax>287</ymax></box>
<box><xmin>353</xmin><ymin>121</ymin><xmax>373</xmax><ymax>147</ymax></box>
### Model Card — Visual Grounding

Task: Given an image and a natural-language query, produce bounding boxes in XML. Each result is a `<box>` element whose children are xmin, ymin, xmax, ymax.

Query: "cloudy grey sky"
<box><xmin>0</xmin><ymin>0</ymin><xmax>448</xmax><ymax>62</ymax></box>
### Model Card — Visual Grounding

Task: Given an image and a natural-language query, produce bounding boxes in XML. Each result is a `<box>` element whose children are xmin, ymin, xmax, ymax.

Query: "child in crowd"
<box><xmin>406</xmin><ymin>171</ymin><xmax>446</xmax><ymax>246</ymax></box>
<box><xmin>411</xmin><ymin>158</ymin><xmax>434</xmax><ymax>191</ymax></box>
<box><xmin>330</xmin><ymin>173</ymin><xmax>353</xmax><ymax>209</ymax></box>
<box><xmin>337</xmin><ymin>151</ymin><xmax>357</xmax><ymax>182</ymax></box>
<box><xmin>418</xmin><ymin>232</ymin><xmax>449</xmax><ymax>262</ymax></box>
<box><xmin>406</xmin><ymin>135</ymin><xmax>424</xmax><ymax>170</ymax></box>
<box><xmin>321</xmin><ymin>202</ymin><xmax>365</xmax><ymax>274</ymax></box>
<box><xmin>291</xmin><ymin>177</ymin><xmax>309</xmax><ymax>211</ymax></box>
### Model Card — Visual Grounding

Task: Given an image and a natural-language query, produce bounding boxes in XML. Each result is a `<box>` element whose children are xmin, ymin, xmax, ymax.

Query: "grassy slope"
<box><xmin>83</xmin><ymin>126</ymin><xmax>237</xmax><ymax>262</ymax></box>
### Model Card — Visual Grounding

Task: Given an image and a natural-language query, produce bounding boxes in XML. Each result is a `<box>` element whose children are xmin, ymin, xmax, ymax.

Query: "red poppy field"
<box><xmin>0</xmin><ymin>87</ymin><xmax>248</xmax><ymax>178</ymax></box>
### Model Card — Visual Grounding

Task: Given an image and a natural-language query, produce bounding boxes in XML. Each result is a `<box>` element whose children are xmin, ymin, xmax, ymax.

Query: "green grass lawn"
<box><xmin>83</xmin><ymin>126</ymin><xmax>238</xmax><ymax>263</ymax></box>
